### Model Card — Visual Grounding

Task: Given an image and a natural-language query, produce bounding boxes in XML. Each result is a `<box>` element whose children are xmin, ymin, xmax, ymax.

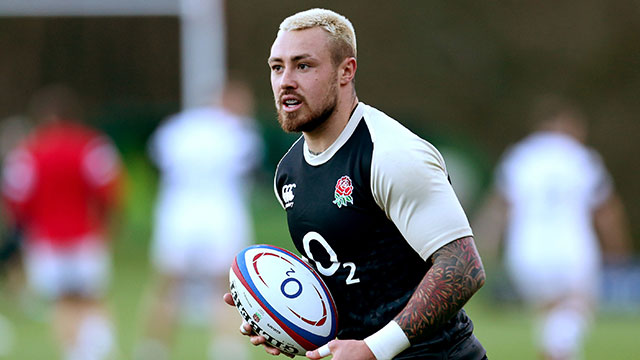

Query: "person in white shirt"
<box><xmin>136</xmin><ymin>78</ymin><xmax>263</xmax><ymax>360</ymax></box>
<box><xmin>475</xmin><ymin>95</ymin><xmax>632</xmax><ymax>360</ymax></box>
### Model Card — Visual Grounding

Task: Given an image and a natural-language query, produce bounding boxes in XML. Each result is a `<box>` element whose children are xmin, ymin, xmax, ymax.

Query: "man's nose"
<box><xmin>280</xmin><ymin>68</ymin><xmax>297</xmax><ymax>89</ymax></box>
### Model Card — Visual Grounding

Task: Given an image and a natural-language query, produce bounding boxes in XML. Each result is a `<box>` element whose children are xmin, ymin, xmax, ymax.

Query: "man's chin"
<box><xmin>277</xmin><ymin>110</ymin><xmax>298</xmax><ymax>133</ymax></box>
<box><xmin>277</xmin><ymin>103</ymin><xmax>333</xmax><ymax>133</ymax></box>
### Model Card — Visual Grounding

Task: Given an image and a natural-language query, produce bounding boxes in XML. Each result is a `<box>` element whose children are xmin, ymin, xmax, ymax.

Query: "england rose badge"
<box><xmin>333</xmin><ymin>175</ymin><xmax>354</xmax><ymax>208</ymax></box>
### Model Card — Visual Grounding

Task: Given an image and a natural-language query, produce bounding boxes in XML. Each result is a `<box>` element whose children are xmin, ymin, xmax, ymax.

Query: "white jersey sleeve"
<box><xmin>365</xmin><ymin>105</ymin><xmax>473</xmax><ymax>260</ymax></box>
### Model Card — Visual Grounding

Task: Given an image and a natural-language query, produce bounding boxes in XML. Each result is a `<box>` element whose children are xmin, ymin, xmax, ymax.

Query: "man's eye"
<box><xmin>271</xmin><ymin>65</ymin><xmax>282</xmax><ymax>72</ymax></box>
<box><xmin>298</xmin><ymin>63</ymin><xmax>309</xmax><ymax>70</ymax></box>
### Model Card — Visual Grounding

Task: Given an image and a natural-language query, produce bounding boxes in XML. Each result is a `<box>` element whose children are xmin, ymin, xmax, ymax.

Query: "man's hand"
<box><xmin>306</xmin><ymin>339</ymin><xmax>376</xmax><ymax>360</ymax></box>
<box><xmin>222</xmin><ymin>293</ymin><xmax>294</xmax><ymax>358</ymax></box>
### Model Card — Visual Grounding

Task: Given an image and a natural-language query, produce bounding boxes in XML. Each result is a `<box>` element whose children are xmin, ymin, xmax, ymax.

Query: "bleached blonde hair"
<box><xmin>279</xmin><ymin>8</ymin><xmax>357</xmax><ymax>65</ymax></box>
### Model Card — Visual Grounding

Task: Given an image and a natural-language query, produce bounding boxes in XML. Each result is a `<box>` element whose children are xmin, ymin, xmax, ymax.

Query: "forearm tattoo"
<box><xmin>394</xmin><ymin>236</ymin><xmax>485</xmax><ymax>342</ymax></box>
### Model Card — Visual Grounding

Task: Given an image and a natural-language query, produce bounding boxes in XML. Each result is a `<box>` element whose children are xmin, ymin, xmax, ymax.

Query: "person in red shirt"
<box><xmin>1</xmin><ymin>84</ymin><xmax>123</xmax><ymax>360</ymax></box>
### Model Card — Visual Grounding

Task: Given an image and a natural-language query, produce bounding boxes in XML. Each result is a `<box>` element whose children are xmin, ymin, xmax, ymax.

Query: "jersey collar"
<box><xmin>303</xmin><ymin>102</ymin><xmax>365</xmax><ymax>166</ymax></box>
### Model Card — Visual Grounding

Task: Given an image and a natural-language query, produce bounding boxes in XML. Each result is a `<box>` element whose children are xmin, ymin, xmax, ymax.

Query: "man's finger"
<box><xmin>250</xmin><ymin>335</ymin><xmax>266</xmax><ymax>346</ymax></box>
<box><xmin>223</xmin><ymin>293</ymin><xmax>235</xmax><ymax>306</ymax></box>
<box><xmin>306</xmin><ymin>343</ymin><xmax>331</xmax><ymax>359</ymax></box>
<box><xmin>239</xmin><ymin>323</ymin><xmax>250</xmax><ymax>335</ymax></box>
<box><xmin>265</xmin><ymin>346</ymin><xmax>281</xmax><ymax>356</ymax></box>
<box><xmin>317</xmin><ymin>344</ymin><xmax>331</xmax><ymax>357</ymax></box>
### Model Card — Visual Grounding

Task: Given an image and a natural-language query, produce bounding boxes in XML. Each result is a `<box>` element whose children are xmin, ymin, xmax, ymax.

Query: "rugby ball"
<box><xmin>229</xmin><ymin>244</ymin><xmax>338</xmax><ymax>356</ymax></box>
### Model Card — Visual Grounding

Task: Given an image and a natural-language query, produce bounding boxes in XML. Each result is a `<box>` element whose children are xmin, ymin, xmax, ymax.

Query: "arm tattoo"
<box><xmin>394</xmin><ymin>236</ymin><xmax>485</xmax><ymax>342</ymax></box>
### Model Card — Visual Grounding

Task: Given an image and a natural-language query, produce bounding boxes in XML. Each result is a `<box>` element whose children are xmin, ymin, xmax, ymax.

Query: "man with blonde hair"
<box><xmin>225</xmin><ymin>8</ymin><xmax>487</xmax><ymax>359</ymax></box>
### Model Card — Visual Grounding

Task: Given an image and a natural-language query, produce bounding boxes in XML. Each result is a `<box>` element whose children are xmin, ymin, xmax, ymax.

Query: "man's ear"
<box><xmin>339</xmin><ymin>57</ymin><xmax>357</xmax><ymax>85</ymax></box>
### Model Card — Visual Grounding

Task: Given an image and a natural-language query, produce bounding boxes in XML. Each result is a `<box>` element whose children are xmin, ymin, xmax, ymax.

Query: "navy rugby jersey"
<box><xmin>274</xmin><ymin>103</ymin><xmax>483</xmax><ymax>358</ymax></box>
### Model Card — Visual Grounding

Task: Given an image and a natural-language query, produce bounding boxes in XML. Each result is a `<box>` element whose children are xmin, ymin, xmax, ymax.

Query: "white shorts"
<box><xmin>506</xmin><ymin>251</ymin><xmax>599</xmax><ymax>305</ymax></box>
<box><xmin>23</xmin><ymin>236</ymin><xmax>111</xmax><ymax>300</ymax></box>
<box><xmin>151</xmin><ymin>223</ymin><xmax>250</xmax><ymax>278</ymax></box>
<box><xmin>151</xmin><ymin>191</ymin><xmax>254</xmax><ymax>277</ymax></box>
<box><xmin>151</xmin><ymin>212</ymin><xmax>251</xmax><ymax>277</ymax></box>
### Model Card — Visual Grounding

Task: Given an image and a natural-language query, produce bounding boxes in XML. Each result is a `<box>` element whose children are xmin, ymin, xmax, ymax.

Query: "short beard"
<box><xmin>277</xmin><ymin>82</ymin><xmax>338</xmax><ymax>133</ymax></box>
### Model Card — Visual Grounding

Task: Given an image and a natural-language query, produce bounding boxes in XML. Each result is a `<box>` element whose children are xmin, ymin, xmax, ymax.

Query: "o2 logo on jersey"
<box><xmin>302</xmin><ymin>231</ymin><xmax>360</xmax><ymax>285</ymax></box>
<box><xmin>282</xmin><ymin>183</ymin><xmax>296</xmax><ymax>208</ymax></box>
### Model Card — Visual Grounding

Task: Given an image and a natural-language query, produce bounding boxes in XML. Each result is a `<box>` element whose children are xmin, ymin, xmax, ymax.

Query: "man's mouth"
<box><xmin>281</xmin><ymin>97</ymin><xmax>303</xmax><ymax>112</ymax></box>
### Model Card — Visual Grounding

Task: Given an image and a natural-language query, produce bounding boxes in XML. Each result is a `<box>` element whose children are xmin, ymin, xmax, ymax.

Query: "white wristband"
<box><xmin>364</xmin><ymin>321</ymin><xmax>411</xmax><ymax>360</ymax></box>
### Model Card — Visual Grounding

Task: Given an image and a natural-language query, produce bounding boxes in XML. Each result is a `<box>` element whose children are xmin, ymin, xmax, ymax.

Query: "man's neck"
<box><xmin>304</xmin><ymin>95</ymin><xmax>358</xmax><ymax>154</ymax></box>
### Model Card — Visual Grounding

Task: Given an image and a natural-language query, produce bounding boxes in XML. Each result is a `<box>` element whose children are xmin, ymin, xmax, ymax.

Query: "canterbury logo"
<box><xmin>282</xmin><ymin>183</ymin><xmax>296</xmax><ymax>208</ymax></box>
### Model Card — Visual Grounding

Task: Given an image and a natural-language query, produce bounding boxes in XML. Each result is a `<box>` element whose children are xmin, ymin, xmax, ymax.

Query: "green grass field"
<box><xmin>0</xmin><ymin>156</ymin><xmax>638</xmax><ymax>359</ymax></box>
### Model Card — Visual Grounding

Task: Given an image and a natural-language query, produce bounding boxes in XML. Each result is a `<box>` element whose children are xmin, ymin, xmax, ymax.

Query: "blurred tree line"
<box><xmin>0</xmin><ymin>0</ymin><xmax>638</xmax><ymax>247</ymax></box>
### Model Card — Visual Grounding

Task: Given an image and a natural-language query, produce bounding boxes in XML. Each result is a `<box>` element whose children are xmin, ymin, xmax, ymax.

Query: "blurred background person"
<box><xmin>1</xmin><ymin>84</ymin><xmax>123</xmax><ymax>360</ymax></box>
<box><xmin>0</xmin><ymin>115</ymin><xmax>33</xmax><ymax>357</ymax></box>
<box><xmin>1</xmin><ymin>115</ymin><xmax>33</xmax><ymax>289</ymax></box>
<box><xmin>474</xmin><ymin>95</ymin><xmax>633</xmax><ymax>360</ymax></box>
<box><xmin>1</xmin><ymin>116</ymin><xmax>32</xmax><ymax>282</ymax></box>
<box><xmin>135</xmin><ymin>77</ymin><xmax>263</xmax><ymax>360</ymax></box>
